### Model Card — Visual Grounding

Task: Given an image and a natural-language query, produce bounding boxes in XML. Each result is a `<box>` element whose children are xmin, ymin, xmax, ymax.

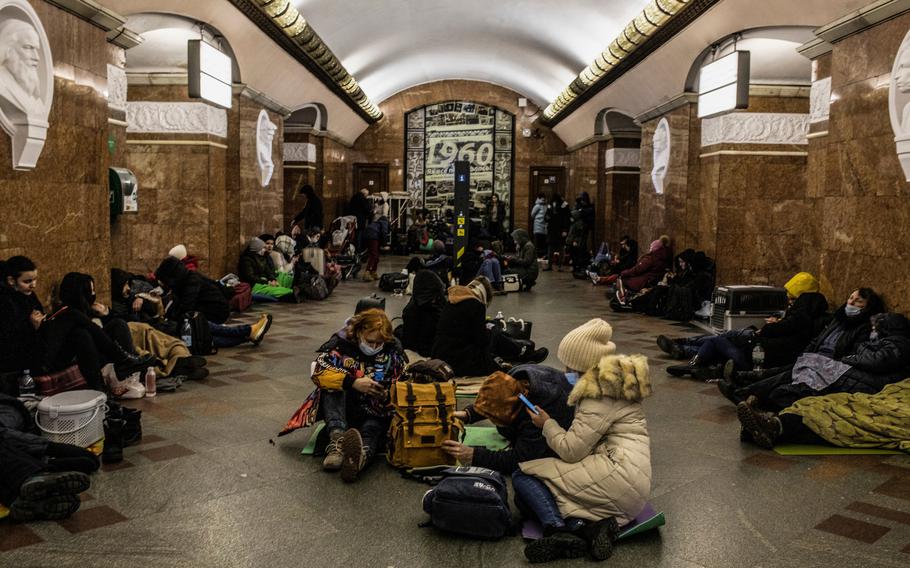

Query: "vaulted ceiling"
<box><xmin>292</xmin><ymin>0</ymin><xmax>654</xmax><ymax>106</ymax></box>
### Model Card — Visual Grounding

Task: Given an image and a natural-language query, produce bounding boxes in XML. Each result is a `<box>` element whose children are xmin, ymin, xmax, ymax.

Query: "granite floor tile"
<box><xmin>846</xmin><ymin>501</ymin><xmax>910</xmax><ymax>525</ymax></box>
<box><xmin>742</xmin><ymin>452</ymin><xmax>797</xmax><ymax>471</ymax></box>
<box><xmin>0</xmin><ymin>525</ymin><xmax>43</xmax><ymax>551</ymax></box>
<box><xmin>57</xmin><ymin>505</ymin><xmax>129</xmax><ymax>534</ymax></box>
<box><xmin>138</xmin><ymin>444</ymin><xmax>196</xmax><ymax>462</ymax></box>
<box><xmin>874</xmin><ymin>477</ymin><xmax>910</xmax><ymax>501</ymax></box>
<box><xmin>814</xmin><ymin>514</ymin><xmax>890</xmax><ymax>544</ymax></box>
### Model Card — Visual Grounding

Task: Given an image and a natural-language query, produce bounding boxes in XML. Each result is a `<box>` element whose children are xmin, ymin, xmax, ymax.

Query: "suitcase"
<box><xmin>379</xmin><ymin>272</ymin><xmax>409</xmax><ymax>292</ymax></box>
<box><xmin>388</xmin><ymin>378</ymin><xmax>463</xmax><ymax>469</ymax></box>
<box><xmin>502</xmin><ymin>274</ymin><xmax>521</xmax><ymax>293</ymax></box>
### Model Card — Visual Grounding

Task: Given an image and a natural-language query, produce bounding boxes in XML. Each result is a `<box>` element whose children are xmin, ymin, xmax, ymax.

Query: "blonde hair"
<box><xmin>346</xmin><ymin>308</ymin><xmax>393</xmax><ymax>343</ymax></box>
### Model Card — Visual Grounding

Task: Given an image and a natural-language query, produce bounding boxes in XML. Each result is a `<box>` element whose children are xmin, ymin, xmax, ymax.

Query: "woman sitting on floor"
<box><xmin>399</xmin><ymin>269</ymin><xmax>447</xmax><ymax>357</ymax></box>
<box><xmin>238</xmin><ymin>237</ymin><xmax>297</xmax><ymax>302</ymax></box>
<box><xmin>517</xmin><ymin>318</ymin><xmax>653</xmax><ymax>563</ymax></box>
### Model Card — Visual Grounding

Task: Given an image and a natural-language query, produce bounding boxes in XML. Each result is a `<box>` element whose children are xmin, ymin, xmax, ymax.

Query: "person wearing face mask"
<box><xmin>237</xmin><ymin>237</ymin><xmax>296</xmax><ymax>302</ymax></box>
<box><xmin>295</xmin><ymin>309</ymin><xmax>406</xmax><ymax>482</ymax></box>
<box><xmin>0</xmin><ymin>256</ymin><xmax>46</xmax><ymax>393</ymax></box>
<box><xmin>737</xmin><ymin>312</ymin><xmax>910</xmax><ymax>449</ymax></box>
<box><xmin>722</xmin><ymin>288</ymin><xmax>886</xmax><ymax>412</ymax></box>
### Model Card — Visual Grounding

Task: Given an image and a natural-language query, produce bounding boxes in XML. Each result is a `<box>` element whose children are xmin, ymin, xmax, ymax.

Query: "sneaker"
<box><xmin>322</xmin><ymin>431</ymin><xmax>345</xmax><ymax>472</ymax></box>
<box><xmin>736</xmin><ymin>401</ymin><xmax>781</xmax><ymax>449</ymax></box>
<box><xmin>18</xmin><ymin>471</ymin><xmax>91</xmax><ymax>501</ymax></box>
<box><xmin>340</xmin><ymin>428</ymin><xmax>367</xmax><ymax>482</ymax></box>
<box><xmin>524</xmin><ymin>532</ymin><xmax>588</xmax><ymax>564</ymax></box>
<box><xmin>370</xmin><ymin>271</ymin><xmax>380</xmax><ymax>281</ymax></box>
<box><xmin>10</xmin><ymin>494</ymin><xmax>81</xmax><ymax>522</ymax></box>
<box><xmin>249</xmin><ymin>314</ymin><xmax>273</xmax><ymax>345</ymax></box>
<box><xmin>584</xmin><ymin>517</ymin><xmax>619</xmax><ymax>561</ymax></box>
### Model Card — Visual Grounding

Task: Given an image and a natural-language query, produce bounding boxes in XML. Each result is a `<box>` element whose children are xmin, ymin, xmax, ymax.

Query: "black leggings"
<box><xmin>778</xmin><ymin>413</ymin><xmax>830</xmax><ymax>446</ymax></box>
<box><xmin>0</xmin><ymin>440</ymin><xmax>99</xmax><ymax>506</ymax></box>
<box><xmin>42</xmin><ymin>311</ymin><xmax>134</xmax><ymax>390</ymax></box>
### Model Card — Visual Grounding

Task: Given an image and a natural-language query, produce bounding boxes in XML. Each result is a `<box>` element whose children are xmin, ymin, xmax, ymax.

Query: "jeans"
<box><xmin>208</xmin><ymin>322</ymin><xmax>252</xmax><ymax>348</ymax></box>
<box><xmin>478</xmin><ymin>258</ymin><xmax>502</xmax><ymax>285</ymax></box>
<box><xmin>321</xmin><ymin>389</ymin><xmax>389</xmax><ymax>461</ymax></box>
<box><xmin>512</xmin><ymin>471</ymin><xmax>584</xmax><ymax>532</ymax></box>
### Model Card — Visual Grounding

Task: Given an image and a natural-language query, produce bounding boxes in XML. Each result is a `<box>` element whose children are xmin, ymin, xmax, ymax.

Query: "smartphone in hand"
<box><xmin>518</xmin><ymin>393</ymin><xmax>539</xmax><ymax>415</ymax></box>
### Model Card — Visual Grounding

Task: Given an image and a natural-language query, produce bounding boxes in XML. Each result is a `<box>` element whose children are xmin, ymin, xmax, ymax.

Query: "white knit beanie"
<box><xmin>557</xmin><ymin>318</ymin><xmax>617</xmax><ymax>372</ymax></box>
<box><xmin>168</xmin><ymin>244</ymin><xmax>187</xmax><ymax>260</ymax></box>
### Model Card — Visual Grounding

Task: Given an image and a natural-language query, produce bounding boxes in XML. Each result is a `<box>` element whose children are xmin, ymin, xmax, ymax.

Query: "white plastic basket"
<box><xmin>35</xmin><ymin>390</ymin><xmax>106</xmax><ymax>447</ymax></box>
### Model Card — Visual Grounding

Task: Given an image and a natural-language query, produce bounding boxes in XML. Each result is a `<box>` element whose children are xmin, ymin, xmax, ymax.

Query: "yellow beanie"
<box><xmin>557</xmin><ymin>319</ymin><xmax>617</xmax><ymax>372</ymax></box>
<box><xmin>784</xmin><ymin>272</ymin><xmax>819</xmax><ymax>299</ymax></box>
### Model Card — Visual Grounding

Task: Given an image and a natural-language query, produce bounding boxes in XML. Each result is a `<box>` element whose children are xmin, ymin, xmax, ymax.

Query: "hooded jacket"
<box><xmin>509</xmin><ymin>229</ymin><xmax>539</xmax><ymax>284</ymax></box>
<box><xmin>620</xmin><ymin>245</ymin><xmax>672</xmax><ymax>292</ymax></box>
<box><xmin>431</xmin><ymin>286</ymin><xmax>497</xmax><ymax>376</ymax></box>
<box><xmin>401</xmin><ymin>270</ymin><xmax>447</xmax><ymax>356</ymax></box>
<box><xmin>155</xmin><ymin>257</ymin><xmax>230</xmax><ymax>324</ymax></box>
<box><xmin>238</xmin><ymin>248</ymin><xmax>275</xmax><ymax>286</ymax></box>
<box><xmin>519</xmin><ymin>353</ymin><xmax>652</xmax><ymax>524</ymax></box>
<box><xmin>530</xmin><ymin>197</ymin><xmax>548</xmax><ymax>235</ymax></box>
<box><xmin>0</xmin><ymin>286</ymin><xmax>43</xmax><ymax>373</ymax></box>
<box><xmin>464</xmin><ymin>364</ymin><xmax>575</xmax><ymax>474</ymax></box>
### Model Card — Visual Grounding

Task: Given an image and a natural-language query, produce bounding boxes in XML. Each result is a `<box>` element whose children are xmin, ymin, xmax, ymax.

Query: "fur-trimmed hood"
<box><xmin>568</xmin><ymin>353</ymin><xmax>652</xmax><ymax>405</ymax></box>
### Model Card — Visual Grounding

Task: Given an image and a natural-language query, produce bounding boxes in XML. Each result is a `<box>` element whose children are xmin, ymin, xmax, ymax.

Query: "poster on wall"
<box><xmin>406</xmin><ymin>101</ymin><xmax>514</xmax><ymax>231</ymax></box>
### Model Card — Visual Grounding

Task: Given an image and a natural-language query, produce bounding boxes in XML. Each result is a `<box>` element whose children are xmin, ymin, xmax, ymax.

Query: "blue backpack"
<box><xmin>421</xmin><ymin>466</ymin><xmax>513</xmax><ymax>540</ymax></box>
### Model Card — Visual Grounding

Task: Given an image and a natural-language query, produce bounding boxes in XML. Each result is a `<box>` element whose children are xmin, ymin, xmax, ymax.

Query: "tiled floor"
<box><xmin>1</xmin><ymin>258</ymin><xmax>908</xmax><ymax>567</ymax></box>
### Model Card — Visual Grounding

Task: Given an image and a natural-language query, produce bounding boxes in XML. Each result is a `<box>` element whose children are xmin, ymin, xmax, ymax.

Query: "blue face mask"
<box><xmin>844</xmin><ymin>304</ymin><xmax>862</xmax><ymax>317</ymax></box>
<box><xmin>565</xmin><ymin>372</ymin><xmax>579</xmax><ymax>385</ymax></box>
<box><xmin>359</xmin><ymin>341</ymin><xmax>383</xmax><ymax>356</ymax></box>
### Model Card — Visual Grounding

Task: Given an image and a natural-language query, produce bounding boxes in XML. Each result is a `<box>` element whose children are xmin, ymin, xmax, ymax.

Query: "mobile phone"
<box><xmin>518</xmin><ymin>393</ymin><xmax>539</xmax><ymax>415</ymax></box>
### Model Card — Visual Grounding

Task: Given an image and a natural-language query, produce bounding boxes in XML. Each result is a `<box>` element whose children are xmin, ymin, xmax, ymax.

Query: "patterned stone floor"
<box><xmin>1</xmin><ymin>258</ymin><xmax>908</xmax><ymax>567</ymax></box>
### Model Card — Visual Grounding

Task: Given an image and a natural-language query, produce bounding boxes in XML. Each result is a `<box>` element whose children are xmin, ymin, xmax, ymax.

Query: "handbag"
<box><xmin>503</xmin><ymin>317</ymin><xmax>532</xmax><ymax>341</ymax></box>
<box><xmin>34</xmin><ymin>365</ymin><xmax>88</xmax><ymax>396</ymax></box>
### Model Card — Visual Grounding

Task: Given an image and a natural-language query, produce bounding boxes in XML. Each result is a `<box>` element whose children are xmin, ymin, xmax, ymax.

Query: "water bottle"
<box><xmin>373</xmin><ymin>364</ymin><xmax>385</xmax><ymax>383</ymax></box>
<box><xmin>495</xmin><ymin>310</ymin><xmax>504</xmax><ymax>320</ymax></box>
<box><xmin>752</xmin><ymin>344</ymin><xmax>765</xmax><ymax>371</ymax></box>
<box><xmin>180</xmin><ymin>318</ymin><xmax>193</xmax><ymax>348</ymax></box>
<box><xmin>144</xmin><ymin>367</ymin><xmax>157</xmax><ymax>398</ymax></box>
<box><xmin>19</xmin><ymin>368</ymin><xmax>35</xmax><ymax>395</ymax></box>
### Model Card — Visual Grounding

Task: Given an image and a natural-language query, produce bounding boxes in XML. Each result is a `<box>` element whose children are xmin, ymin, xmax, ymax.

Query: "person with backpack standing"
<box><xmin>517</xmin><ymin>318</ymin><xmax>653</xmax><ymax>563</ymax></box>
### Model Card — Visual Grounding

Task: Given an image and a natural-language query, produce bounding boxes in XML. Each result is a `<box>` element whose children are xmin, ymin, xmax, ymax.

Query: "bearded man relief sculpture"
<box><xmin>0</xmin><ymin>0</ymin><xmax>54</xmax><ymax>170</ymax></box>
<box><xmin>890</xmin><ymin>29</ymin><xmax>910</xmax><ymax>182</ymax></box>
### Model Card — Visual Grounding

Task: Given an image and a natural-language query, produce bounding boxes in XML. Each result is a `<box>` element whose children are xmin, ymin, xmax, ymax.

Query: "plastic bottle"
<box><xmin>180</xmin><ymin>318</ymin><xmax>193</xmax><ymax>348</ymax></box>
<box><xmin>144</xmin><ymin>367</ymin><xmax>156</xmax><ymax>397</ymax></box>
<box><xmin>495</xmin><ymin>310</ymin><xmax>504</xmax><ymax>320</ymax></box>
<box><xmin>19</xmin><ymin>368</ymin><xmax>35</xmax><ymax>395</ymax></box>
<box><xmin>373</xmin><ymin>364</ymin><xmax>385</xmax><ymax>383</ymax></box>
<box><xmin>752</xmin><ymin>344</ymin><xmax>765</xmax><ymax>371</ymax></box>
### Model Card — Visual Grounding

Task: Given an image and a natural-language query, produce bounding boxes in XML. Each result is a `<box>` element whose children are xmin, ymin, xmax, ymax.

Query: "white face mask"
<box><xmin>359</xmin><ymin>341</ymin><xmax>383</xmax><ymax>356</ymax></box>
<box><xmin>844</xmin><ymin>304</ymin><xmax>862</xmax><ymax>317</ymax></box>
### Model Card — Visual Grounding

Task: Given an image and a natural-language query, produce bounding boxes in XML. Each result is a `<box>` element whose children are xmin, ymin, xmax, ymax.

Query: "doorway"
<box><xmin>353</xmin><ymin>163</ymin><xmax>389</xmax><ymax>195</ymax></box>
<box><xmin>528</xmin><ymin>166</ymin><xmax>565</xmax><ymax>222</ymax></box>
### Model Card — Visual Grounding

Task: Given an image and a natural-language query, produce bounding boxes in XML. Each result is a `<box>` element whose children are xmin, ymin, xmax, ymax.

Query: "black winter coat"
<box><xmin>835</xmin><ymin>313</ymin><xmax>910</xmax><ymax>393</ymax></box>
<box><xmin>432</xmin><ymin>295</ymin><xmax>497</xmax><ymax>376</ymax></box>
<box><xmin>155</xmin><ymin>257</ymin><xmax>230</xmax><ymax>324</ymax></box>
<box><xmin>758</xmin><ymin>292</ymin><xmax>830</xmax><ymax>368</ymax></box>
<box><xmin>401</xmin><ymin>271</ymin><xmax>446</xmax><ymax>357</ymax></box>
<box><xmin>466</xmin><ymin>364</ymin><xmax>575</xmax><ymax>474</ymax></box>
<box><xmin>0</xmin><ymin>287</ymin><xmax>43</xmax><ymax>373</ymax></box>
<box><xmin>805</xmin><ymin>305</ymin><xmax>878</xmax><ymax>360</ymax></box>
<box><xmin>238</xmin><ymin>251</ymin><xmax>274</xmax><ymax>286</ymax></box>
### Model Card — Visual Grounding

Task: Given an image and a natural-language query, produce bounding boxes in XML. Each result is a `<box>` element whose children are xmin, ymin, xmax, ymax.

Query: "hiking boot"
<box><xmin>322</xmin><ymin>431</ymin><xmax>345</xmax><ymax>472</ymax></box>
<box><xmin>657</xmin><ymin>335</ymin><xmax>687</xmax><ymax>359</ymax></box>
<box><xmin>19</xmin><ymin>471</ymin><xmax>91</xmax><ymax>501</ymax></box>
<box><xmin>524</xmin><ymin>532</ymin><xmax>588</xmax><ymax>563</ymax></box>
<box><xmin>249</xmin><ymin>314</ymin><xmax>273</xmax><ymax>345</ymax></box>
<box><xmin>583</xmin><ymin>517</ymin><xmax>620</xmax><ymax>561</ymax></box>
<box><xmin>10</xmin><ymin>493</ymin><xmax>81</xmax><ymax>522</ymax></box>
<box><xmin>340</xmin><ymin>428</ymin><xmax>367</xmax><ymax>482</ymax></box>
<box><xmin>736</xmin><ymin>401</ymin><xmax>781</xmax><ymax>449</ymax></box>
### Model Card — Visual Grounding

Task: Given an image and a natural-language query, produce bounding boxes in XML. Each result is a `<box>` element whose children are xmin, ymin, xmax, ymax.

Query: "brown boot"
<box><xmin>340</xmin><ymin>428</ymin><xmax>367</xmax><ymax>482</ymax></box>
<box><xmin>322</xmin><ymin>430</ymin><xmax>345</xmax><ymax>472</ymax></box>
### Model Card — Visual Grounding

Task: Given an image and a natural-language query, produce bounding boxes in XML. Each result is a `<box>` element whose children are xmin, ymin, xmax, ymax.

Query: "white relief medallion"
<box><xmin>604</xmin><ymin>148</ymin><xmax>640</xmax><ymax>170</ymax></box>
<box><xmin>256</xmin><ymin>109</ymin><xmax>277</xmax><ymax>187</ymax></box>
<box><xmin>0</xmin><ymin>0</ymin><xmax>54</xmax><ymax>170</ymax></box>
<box><xmin>107</xmin><ymin>64</ymin><xmax>127</xmax><ymax>112</ymax></box>
<box><xmin>126</xmin><ymin>102</ymin><xmax>227</xmax><ymax>137</ymax></box>
<box><xmin>809</xmin><ymin>77</ymin><xmax>831</xmax><ymax>124</ymax></box>
<box><xmin>889</xmin><ymin>30</ymin><xmax>910</xmax><ymax>181</ymax></box>
<box><xmin>651</xmin><ymin>118</ymin><xmax>670</xmax><ymax>195</ymax></box>
<box><xmin>700</xmin><ymin>113</ymin><xmax>809</xmax><ymax>147</ymax></box>
<box><xmin>283</xmin><ymin>142</ymin><xmax>315</xmax><ymax>163</ymax></box>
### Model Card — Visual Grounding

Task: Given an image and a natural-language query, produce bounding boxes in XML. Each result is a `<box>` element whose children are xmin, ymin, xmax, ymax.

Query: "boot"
<box><xmin>114</xmin><ymin>352</ymin><xmax>158</xmax><ymax>380</ymax></box>
<box><xmin>691</xmin><ymin>364</ymin><xmax>722</xmax><ymax>382</ymax></box>
<box><xmin>340</xmin><ymin>428</ymin><xmax>368</xmax><ymax>482</ymax></box>
<box><xmin>10</xmin><ymin>493</ymin><xmax>81</xmax><ymax>522</ymax></box>
<box><xmin>524</xmin><ymin>531</ymin><xmax>588</xmax><ymax>564</ymax></box>
<box><xmin>729</xmin><ymin>367</ymin><xmax>768</xmax><ymax>386</ymax></box>
<box><xmin>736</xmin><ymin>401</ymin><xmax>782</xmax><ymax>449</ymax></box>
<box><xmin>514</xmin><ymin>340</ymin><xmax>549</xmax><ymax>364</ymax></box>
<box><xmin>716</xmin><ymin>379</ymin><xmax>744</xmax><ymax>405</ymax></box>
<box><xmin>102</xmin><ymin>418</ymin><xmax>125</xmax><ymax>464</ymax></box>
<box><xmin>581</xmin><ymin>517</ymin><xmax>620</xmax><ymax>561</ymax></box>
<box><xmin>249</xmin><ymin>314</ymin><xmax>273</xmax><ymax>345</ymax></box>
<box><xmin>18</xmin><ymin>471</ymin><xmax>91</xmax><ymax>501</ymax></box>
<box><xmin>322</xmin><ymin>430</ymin><xmax>345</xmax><ymax>472</ymax></box>
<box><xmin>656</xmin><ymin>335</ymin><xmax>687</xmax><ymax>359</ymax></box>
<box><xmin>120</xmin><ymin>407</ymin><xmax>142</xmax><ymax>446</ymax></box>
<box><xmin>370</xmin><ymin>271</ymin><xmax>380</xmax><ymax>281</ymax></box>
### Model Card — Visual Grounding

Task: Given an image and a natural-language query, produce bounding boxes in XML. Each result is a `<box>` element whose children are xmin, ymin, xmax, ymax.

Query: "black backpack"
<box><xmin>421</xmin><ymin>466</ymin><xmax>512</xmax><ymax>540</ymax></box>
<box><xmin>379</xmin><ymin>272</ymin><xmax>409</xmax><ymax>292</ymax></box>
<box><xmin>184</xmin><ymin>311</ymin><xmax>215</xmax><ymax>356</ymax></box>
<box><xmin>300</xmin><ymin>273</ymin><xmax>330</xmax><ymax>300</ymax></box>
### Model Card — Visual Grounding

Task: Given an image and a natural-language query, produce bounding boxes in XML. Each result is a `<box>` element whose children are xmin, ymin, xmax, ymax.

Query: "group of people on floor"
<box><xmin>286</xmin><ymin>302</ymin><xmax>653</xmax><ymax>563</ymax></box>
<box><xmin>655</xmin><ymin>271</ymin><xmax>910</xmax><ymax>451</ymax></box>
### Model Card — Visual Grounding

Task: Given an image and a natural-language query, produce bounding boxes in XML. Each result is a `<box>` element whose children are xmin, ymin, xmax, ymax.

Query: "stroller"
<box><xmin>328</xmin><ymin>215</ymin><xmax>363</xmax><ymax>280</ymax></box>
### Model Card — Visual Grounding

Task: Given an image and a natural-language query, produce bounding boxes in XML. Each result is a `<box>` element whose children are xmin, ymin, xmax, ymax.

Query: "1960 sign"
<box><xmin>427</xmin><ymin>140</ymin><xmax>494</xmax><ymax>168</ymax></box>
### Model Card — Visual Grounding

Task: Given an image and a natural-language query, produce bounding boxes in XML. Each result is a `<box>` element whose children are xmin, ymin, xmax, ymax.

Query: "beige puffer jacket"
<box><xmin>519</xmin><ymin>353</ymin><xmax>652</xmax><ymax>524</ymax></box>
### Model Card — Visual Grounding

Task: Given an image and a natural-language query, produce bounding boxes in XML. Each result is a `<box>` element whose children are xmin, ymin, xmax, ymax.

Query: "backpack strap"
<box><xmin>406</xmin><ymin>382</ymin><xmax>416</xmax><ymax>435</ymax></box>
<box><xmin>434</xmin><ymin>382</ymin><xmax>449</xmax><ymax>435</ymax></box>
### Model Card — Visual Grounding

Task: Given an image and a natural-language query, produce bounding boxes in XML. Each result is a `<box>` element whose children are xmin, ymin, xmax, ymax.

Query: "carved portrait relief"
<box><xmin>651</xmin><ymin>117</ymin><xmax>670</xmax><ymax>195</ymax></box>
<box><xmin>256</xmin><ymin>109</ymin><xmax>277</xmax><ymax>187</ymax></box>
<box><xmin>889</xmin><ymin>30</ymin><xmax>910</xmax><ymax>181</ymax></box>
<box><xmin>0</xmin><ymin>0</ymin><xmax>54</xmax><ymax>170</ymax></box>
